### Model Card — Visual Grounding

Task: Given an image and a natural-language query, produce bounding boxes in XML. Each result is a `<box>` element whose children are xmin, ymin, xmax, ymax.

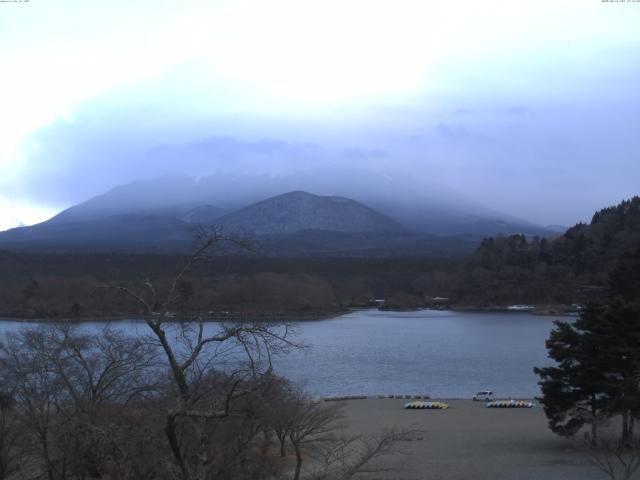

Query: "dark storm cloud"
<box><xmin>18</xmin><ymin>114</ymin><xmax>390</xmax><ymax>206</ymax></box>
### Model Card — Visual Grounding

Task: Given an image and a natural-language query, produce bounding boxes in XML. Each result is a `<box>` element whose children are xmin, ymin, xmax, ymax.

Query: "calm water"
<box><xmin>0</xmin><ymin>309</ymin><xmax>560</xmax><ymax>398</ymax></box>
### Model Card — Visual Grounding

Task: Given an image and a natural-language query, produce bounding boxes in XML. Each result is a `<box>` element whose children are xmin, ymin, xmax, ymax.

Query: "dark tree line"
<box><xmin>0</xmin><ymin>254</ymin><xmax>459</xmax><ymax>320</ymax></box>
<box><xmin>458</xmin><ymin>197</ymin><xmax>640</xmax><ymax>305</ymax></box>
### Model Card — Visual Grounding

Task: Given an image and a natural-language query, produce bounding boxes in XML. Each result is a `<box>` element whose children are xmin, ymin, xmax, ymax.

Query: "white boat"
<box><xmin>507</xmin><ymin>305</ymin><xmax>534</xmax><ymax>311</ymax></box>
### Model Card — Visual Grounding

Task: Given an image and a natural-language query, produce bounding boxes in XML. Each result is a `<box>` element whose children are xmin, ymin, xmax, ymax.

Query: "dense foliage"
<box><xmin>457</xmin><ymin>197</ymin><xmax>640</xmax><ymax>305</ymax></box>
<box><xmin>0</xmin><ymin>254</ymin><xmax>458</xmax><ymax>319</ymax></box>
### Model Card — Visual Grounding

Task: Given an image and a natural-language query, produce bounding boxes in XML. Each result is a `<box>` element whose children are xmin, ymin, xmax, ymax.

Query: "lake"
<box><xmin>0</xmin><ymin>309</ymin><xmax>561</xmax><ymax>398</ymax></box>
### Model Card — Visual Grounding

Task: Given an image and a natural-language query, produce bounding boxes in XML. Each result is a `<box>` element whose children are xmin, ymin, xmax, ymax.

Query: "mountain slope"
<box><xmin>180</xmin><ymin>205</ymin><xmax>227</xmax><ymax>224</ymax></box>
<box><xmin>0</xmin><ymin>191</ymin><xmax>472</xmax><ymax>256</ymax></box>
<box><xmin>45</xmin><ymin>176</ymin><xmax>205</xmax><ymax>225</ymax></box>
<box><xmin>34</xmin><ymin>170</ymin><xmax>553</xmax><ymax>237</ymax></box>
<box><xmin>0</xmin><ymin>215</ymin><xmax>192</xmax><ymax>252</ymax></box>
<box><xmin>217</xmin><ymin>191</ymin><xmax>404</xmax><ymax>235</ymax></box>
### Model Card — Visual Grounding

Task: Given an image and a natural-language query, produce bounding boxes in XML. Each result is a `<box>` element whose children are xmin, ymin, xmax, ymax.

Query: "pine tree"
<box><xmin>535</xmin><ymin>301</ymin><xmax>640</xmax><ymax>445</ymax></box>
<box><xmin>609</xmin><ymin>247</ymin><xmax>640</xmax><ymax>306</ymax></box>
<box><xmin>598</xmin><ymin>302</ymin><xmax>640</xmax><ymax>445</ymax></box>
<box><xmin>534</xmin><ymin>303</ymin><xmax>610</xmax><ymax>445</ymax></box>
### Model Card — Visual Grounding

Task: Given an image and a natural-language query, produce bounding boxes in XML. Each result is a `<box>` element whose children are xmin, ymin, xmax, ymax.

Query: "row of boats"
<box><xmin>404</xmin><ymin>399</ymin><xmax>535</xmax><ymax>409</ymax></box>
<box><xmin>486</xmin><ymin>400</ymin><xmax>535</xmax><ymax>408</ymax></box>
<box><xmin>404</xmin><ymin>401</ymin><xmax>449</xmax><ymax>409</ymax></box>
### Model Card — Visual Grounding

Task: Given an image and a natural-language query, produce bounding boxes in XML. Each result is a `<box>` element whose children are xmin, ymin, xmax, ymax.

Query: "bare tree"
<box><xmin>310</xmin><ymin>426</ymin><xmax>420</xmax><ymax>480</ymax></box>
<box><xmin>0</xmin><ymin>328</ymin><xmax>68</xmax><ymax>480</ymax></box>
<box><xmin>584</xmin><ymin>429</ymin><xmax>640</xmax><ymax>480</ymax></box>
<box><xmin>287</xmin><ymin>399</ymin><xmax>345</xmax><ymax>480</ymax></box>
<box><xmin>276</xmin><ymin>385</ymin><xmax>419</xmax><ymax>480</ymax></box>
<box><xmin>107</xmin><ymin>226</ymin><xmax>299</xmax><ymax>480</ymax></box>
<box><xmin>38</xmin><ymin>324</ymin><xmax>160</xmax><ymax>410</ymax></box>
<box><xmin>0</xmin><ymin>324</ymin><xmax>163</xmax><ymax>480</ymax></box>
<box><xmin>0</xmin><ymin>391</ymin><xmax>19</xmax><ymax>480</ymax></box>
<box><xmin>261</xmin><ymin>375</ymin><xmax>299</xmax><ymax>458</ymax></box>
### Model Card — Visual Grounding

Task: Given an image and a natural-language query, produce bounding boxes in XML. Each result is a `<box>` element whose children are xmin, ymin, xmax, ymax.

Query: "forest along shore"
<box><xmin>0</xmin><ymin>307</ymin><xmax>348</xmax><ymax>323</ymax></box>
<box><xmin>1</xmin><ymin>197</ymin><xmax>638</xmax><ymax>322</ymax></box>
<box><xmin>0</xmin><ymin>304</ymin><xmax>580</xmax><ymax>323</ymax></box>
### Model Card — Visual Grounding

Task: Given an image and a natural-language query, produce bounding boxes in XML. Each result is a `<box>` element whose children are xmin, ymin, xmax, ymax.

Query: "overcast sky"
<box><xmin>1</xmin><ymin>0</ymin><xmax>639</xmax><ymax>231</ymax></box>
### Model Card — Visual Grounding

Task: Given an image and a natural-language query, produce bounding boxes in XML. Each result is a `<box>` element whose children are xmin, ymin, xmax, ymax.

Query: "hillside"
<box><xmin>455</xmin><ymin>196</ymin><xmax>640</xmax><ymax>305</ymax></box>
<box><xmin>217</xmin><ymin>191</ymin><xmax>404</xmax><ymax>235</ymax></box>
<box><xmin>0</xmin><ymin>214</ymin><xmax>191</xmax><ymax>253</ymax></box>
<box><xmin>0</xmin><ymin>190</ymin><xmax>476</xmax><ymax>257</ymax></box>
<box><xmin>26</xmin><ymin>171</ymin><xmax>553</xmax><ymax>237</ymax></box>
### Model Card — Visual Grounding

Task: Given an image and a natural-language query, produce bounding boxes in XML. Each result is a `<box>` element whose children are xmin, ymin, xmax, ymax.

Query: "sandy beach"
<box><xmin>340</xmin><ymin>399</ymin><xmax>604</xmax><ymax>480</ymax></box>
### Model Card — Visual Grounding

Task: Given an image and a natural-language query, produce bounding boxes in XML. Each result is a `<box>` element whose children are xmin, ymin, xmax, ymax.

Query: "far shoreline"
<box><xmin>0</xmin><ymin>308</ymin><xmax>350</xmax><ymax>324</ymax></box>
<box><xmin>0</xmin><ymin>304</ymin><xmax>580</xmax><ymax>324</ymax></box>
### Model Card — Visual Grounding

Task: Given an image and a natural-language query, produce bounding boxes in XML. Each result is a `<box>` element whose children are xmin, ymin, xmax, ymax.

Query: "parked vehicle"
<box><xmin>473</xmin><ymin>390</ymin><xmax>494</xmax><ymax>401</ymax></box>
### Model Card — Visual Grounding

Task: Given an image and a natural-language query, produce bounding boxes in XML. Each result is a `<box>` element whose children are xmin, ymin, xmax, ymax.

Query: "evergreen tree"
<box><xmin>598</xmin><ymin>301</ymin><xmax>640</xmax><ymax>445</ymax></box>
<box><xmin>535</xmin><ymin>301</ymin><xmax>640</xmax><ymax>445</ymax></box>
<box><xmin>609</xmin><ymin>247</ymin><xmax>640</xmax><ymax>306</ymax></box>
<box><xmin>534</xmin><ymin>303</ymin><xmax>610</xmax><ymax>445</ymax></box>
<box><xmin>603</xmin><ymin>248</ymin><xmax>640</xmax><ymax>444</ymax></box>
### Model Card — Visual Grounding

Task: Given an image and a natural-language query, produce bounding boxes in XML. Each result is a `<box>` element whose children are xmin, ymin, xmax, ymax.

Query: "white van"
<box><xmin>473</xmin><ymin>390</ymin><xmax>494</xmax><ymax>401</ymax></box>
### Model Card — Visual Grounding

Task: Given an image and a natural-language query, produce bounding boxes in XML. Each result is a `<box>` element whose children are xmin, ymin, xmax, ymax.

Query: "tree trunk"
<box><xmin>591</xmin><ymin>397</ymin><xmax>598</xmax><ymax>447</ymax></box>
<box><xmin>0</xmin><ymin>420</ymin><xmax>7</xmax><ymax>480</ymax></box>
<box><xmin>40</xmin><ymin>433</ymin><xmax>55</xmax><ymax>480</ymax></box>
<box><xmin>293</xmin><ymin>445</ymin><xmax>302</xmax><ymax>480</ymax></box>
<box><xmin>261</xmin><ymin>429</ymin><xmax>271</xmax><ymax>455</ymax></box>
<box><xmin>622</xmin><ymin>410</ymin><xmax>630</xmax><ymax>446</ymax></box>
<box><xmin>165</xmin><ymin>413</ymin><xmax>189</xmax><ymax>480</ymax></box>
<box><xmin>195</xmin><ymin>426</ymin><xmax>210</xmax><ymax>480</ymax></box>
<box><xmin>280</xmin><ymin>437</ymin><xmax>286</xmax><ymax>458</ymax></box>
<box><xmin>146</xmin><ymin>321</ymin><xmax>190</xmax><ymax>402</ymax></box>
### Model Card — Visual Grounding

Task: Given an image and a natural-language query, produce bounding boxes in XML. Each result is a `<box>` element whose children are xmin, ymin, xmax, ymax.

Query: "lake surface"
<box><xmin>0</xmin><ymin>309</ymin><xmax>561</xmax><ymax>398</ymax></box>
